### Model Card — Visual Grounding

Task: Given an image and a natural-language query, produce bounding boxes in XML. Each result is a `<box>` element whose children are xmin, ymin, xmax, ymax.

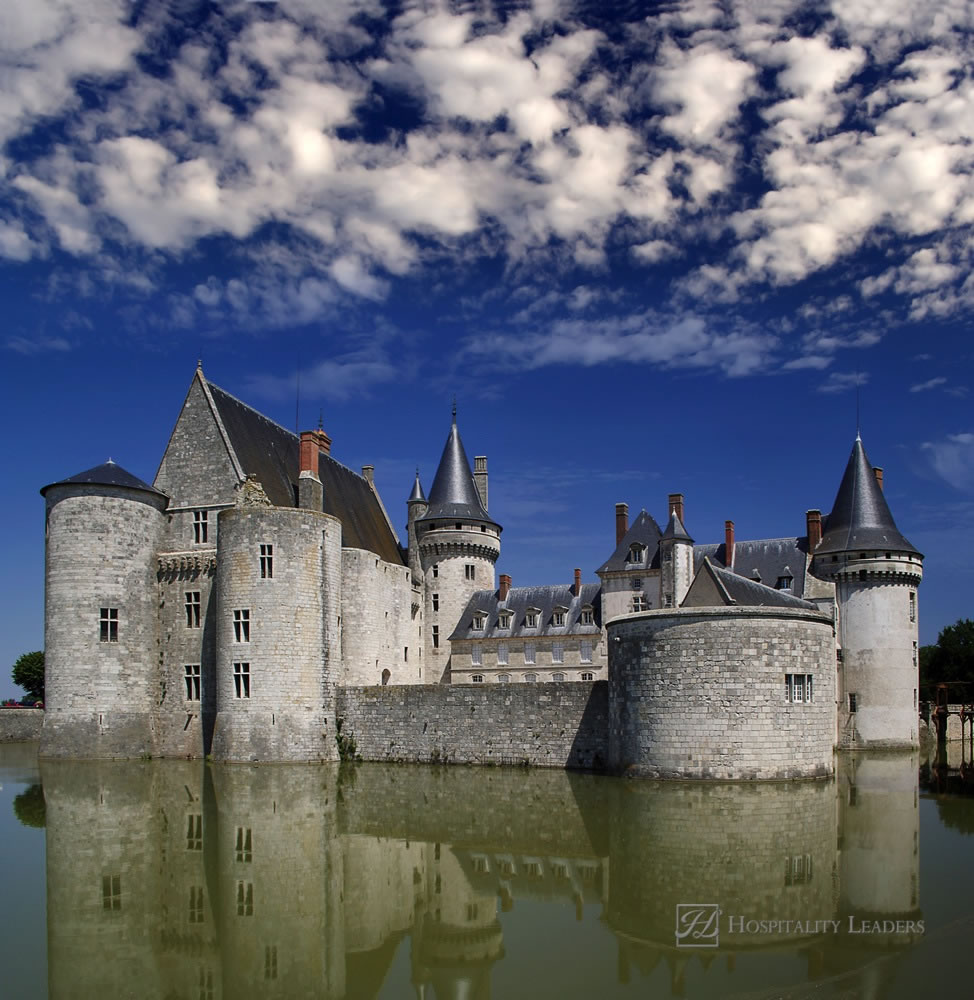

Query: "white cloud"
<box><xmin>5</xmin><ymin>335</ymin><xmax>71</xmax><ymax>355</ymax></box>
<box><xmin>921</xmin><ymin>431</ymin><xmax>974</xmax><ymax>492</ymax></box>
<box><xmin>818</xmin><ymin>372</ymin><xmax>869</xmax><ymax>394</ymax></box>
<box><xmin>910</xmin><ymin>377</ymin><xmax>947</xmax><ymax>393</ymax></box>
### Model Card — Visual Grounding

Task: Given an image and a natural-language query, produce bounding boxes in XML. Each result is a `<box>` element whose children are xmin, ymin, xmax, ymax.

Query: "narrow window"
<box><xmin>381</xmin><ymin>668</ymin><xmax>390</xmax><ymax>685</ymax></box>
<box><xmin>233</xmin><ymin>662</ymin><xmax>251</xmax><ymax>699</ymax></box>
<box><xmin>432</xmin><ymin>564</ymin><xmax>439</xmax><ymax>578</ymax></box>
<box><xmin>580</xmin><ymin>609</ymin><xmax>594</xmax><ymax>625</ymax></box>
<box><xmin>848</xmin><ymin>692</ymin><xmax>858</xmax><ymax>713</ymax></box>
<box><xmin>185</xmin><ymin>664</ymin><xmax>201</xmax><ymax>701</ymax></box>
<box><xmin>186</xmin><ymin>814</ymin><xmax>202</xmax><ymax>851</ymax></box>
<box><xmin>260</xmin><ymin>544</ymin><xmax>273</xmax><ymax>579</ymax></box>
<box><xmin>265</xmin><ymin>946</ymin><xmax>278</xmax><ymax>981</ymax></box>
<box><xmin>525</xmin><ymin>611</ymin><xmax>538</xmax><ymax>628</ymax></box>
<box><xmin>471</xmin><ymin>646</ymin><xmax>482</xmax><ymax>666</ymax></box>
<box><xmin>432</xmin><ymin>625</ymin><xmax>439</xmax><ymax>649</ymax></box>
<box><xmin>581</xmin><ymin>672</ymin><xmax>594</xmax><ymax>681</ymax></box>
<box><xmin>663</xmin><ymin>594</ymin><xmax>673</xmax><ymax>608</ymax></box>
<box><xmin>497</xmin><ymin>644</ymin><xmax>509</xmax><ymax>666</ymax></box>
<box><xmin>189</xmin><ymin>886</ymin><xmax>205</xmax><ymax>924</ymax></box>
<box><xmin>472</xmin><ymin>614</ymin><xmax>486</xmax><ymax>630</ymax></box>
<box><xmin>552</xmin><ymin>611</ymin><xmax>566</xmax><ymax>627</ymax></box>
<box><xmin>467</xmin><ymin>903</ymin><xmax>479</xmax><ymax>921</ymax></box>
<box><xmin>236</xmin><ymin>881</ymin><xmax>254</xmax><ymax>917</ymax></box>
<box><xmin>913</xmin><ymin>641</ymin><xmax>918</xmax><ymax>667</ymax></box>
<box><xmin>235</xmin><ymin>827</ymin><xmax>252</xmax><ymax>863</ymax></box>
<box><xmin>99</xmin><ymin>607</ymin><xmax>118</xmax><ymax>642</ymax></box>
<box><xmin>552</xmin><ymin>643</ymin><xmax>564</xmax><ymax>664</ymax></box>
<box><xmin>432</xmin><ymin>593</ymin><xmax>439</xmax><ymax>611</ymax></box>
<box><xmin>909</xmin><ymin>591</ymin><xmax>916</xmax><ymax>623</ymax></box>
<box><xmin>193</xmin><ymin>510</ymin><xmax>208</xmax><ymax>544</ymax></box>
<box><xmin>552</xmin><ymin>671</ymin><xmax>565</xmax><ymax>682</ymax></box>
<box><xmin>523</xmin><ymin>643</ymin><xmax>536</xmax><ymax>664</ymax></box>
<box><xmin>498</xmin><ymin>612</ymin><xmax>512</xmax><ymax>629</ymax></box>
<box><xmin>102</xmin><ymin>874</ymin><xmax>121</xmax><ymax>911</ymax></box>
<box><xmin>199</xmin><ymin>968</ymin><xmax>214</xmax><ymax>1000</ymax></box>
<box><xmin>793</xmin><ymin>674</ymin><xmax>805</xmax><ymax>703</ymax></box>
<box><xmin>233</xmin><ymin>609</ymin><xmax>250</xmax><ymax>643</ymax></box>
<box><xmin>185</xmin><ymin>592</ymin><xmax>201</xmax><ymax>629</ymax></box>
<box><xmin>580</xmin><ymin>642</ymin><xmax>592</xmax><ymax>664</ymax></box>
<box><xmin>465</xmin><ymin>564</ymin><xmax>476</xmax><ymax>580</ymax></box>
<box><xmin>472</xmin><ymin>674</ymin><xmax>485</xmax><ymax>683</ymax></box>
<box><xmin>404</xmin><ymin>646</ymin><xmax>408</xmax><ymax>662</ymax></box>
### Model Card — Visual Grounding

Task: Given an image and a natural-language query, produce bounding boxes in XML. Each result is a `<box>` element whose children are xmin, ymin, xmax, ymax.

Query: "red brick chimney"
<box><xmin>724</xmin><ymin>520</ymin><xmax>735</xmax><ymax>569</ymax></box>
<box><xmin>300</xmin><ymin>428</ymin><xmax>331</xmax><ymax>473</ymax></box>
<box><xmin>667</xmin><ymin>493</ymin><xmax>685</xmax><ymax>523</ymax></box>
<box><xmin>806</xmin><ymin>509</ymin><xmax>822</xmax><ymax>551</ymax></box>
<box><xmin>574</xmin><ymin>568</ymin><xmax>581</xmax><ymax>596</ymax></box>
<box><xmin>616</xmin><ymin>503</ymin><xmax>629</xmax><ymax>545</ymax></box>
<box><xmin>499</xmin><ymin>574</ymin><xmax>511</xmax><ymax>602</ymax></box>
<box><xmin>873</xmin><ymin>467</ymin><xmax>883</xmax><ymax>491</ymax></box>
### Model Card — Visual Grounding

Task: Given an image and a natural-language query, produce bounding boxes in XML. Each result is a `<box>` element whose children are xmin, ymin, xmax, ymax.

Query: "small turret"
<box><xmin>659</xmin><ymin>494</ymin><xmax>694</xmax><ymax>608</ymax></box>
<box><xmin>407</xmin><ymin>469</ymin><xmax>428</xmax><ymax>586</ymax></box>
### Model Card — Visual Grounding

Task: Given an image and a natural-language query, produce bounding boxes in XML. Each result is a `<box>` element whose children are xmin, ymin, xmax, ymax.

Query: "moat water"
<box><xmin>1</xmin><ymin>742</ymin><xmax>973</xmax><ymax>1000</ymax></box>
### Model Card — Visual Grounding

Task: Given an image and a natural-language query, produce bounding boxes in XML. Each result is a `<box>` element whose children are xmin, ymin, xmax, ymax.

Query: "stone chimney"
<box><xmin>616</xmin><ymin>503</ymin><xmax>629</xmax><ymax>545</ymax></box>
<box><xmin>667</xmin><ymin>493</ymin><xmax>685</xmax><ymax>523</ymax></box>
<box><xmin>574</xmin><ymin>567</ymin><xmax>582</xmax><ymax>596</ymax></box>
<box><xmin>806</xmin><ymin>509</ymin><xmax>822</xmax><ymax>551</ymax></box>
<box><xmin>362</xmin><ymin>465</ymin><xmax>374</xmax><ymax>486</ymax></box>
<box><xmin>499</xmin><ymin>574</ymin><xmax>511</xmax><ymax>602</ymax></box>
<box><xmin>873</xmin><ymin>467</ymin><xmax>883</xmax><ymax>491</ymax></box>
<box><xmin>474</xmin><ymin>456</ymin><xmax>488</xmax><ymax>511</ymax></box>
<box><xmin>724</xmin><ymin>520</ymin><xmax>735</xmax><ymax>570</ymax></box>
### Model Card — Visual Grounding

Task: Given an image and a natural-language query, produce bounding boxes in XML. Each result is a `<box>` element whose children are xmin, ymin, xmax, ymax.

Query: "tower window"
<box><xmin>455</xmin><ymin>522</ymin><xmax>463</xmax><ymax>530</ymax></box>
<box><xmin>193</xmin><ymin>510</ymin><xmax>208</xmax><ymax>544</ymax></box>
<box><xmin>235</xmin><ymin>827</ymin><xmax>252</xmax><ymax>863</ymax></box>
<box><xmin>236</xmin><ymin>881</ymin><xmax>254</xmax><ymax>917</ymax></box>
<box><xmin>185</xmin><ymin>592</ymin><xmax>201</xmax><ymax>629</ymax></box>
<box><xmin>913</xmin><ymin>641</ymin><xmax>918</xmax><ymax>667</ymax></box>
<box><xmin>498</xmin><ymin>673</ymin><xmax>511</xmax><ymax>683</ymax></box>
<box><xmin>99</xmin><ymin>608</ymin><xmax>118</xmax><ymax>643</ymax></box>
<box><xmin>189</xmin><ymin>886</ymin><xmax>205</xmax><ymax>924</ymax></box>
<box><xmin>432</xmin><ymin>564</ymin><xmax>439</xmax><ymax>578</ymax></box>
<box><xmin>185</xmin><ymin>664</ymin><xmax>201</xmax><ymax>701</ymax></box>
<box><xmin>186</xmin><ymin>814</ymin><xmax>202</xmax><ymax>851</ymax></box>
<box><xmin>432</xmin><ymin>625</ymin><xmax>439</xmax><ymax>649</ymax></box>
<box><xmin>909</xmin><ymin>592</ymin><xmax>916</xmax><ymax>623</ymax></box>
<box><xmin>259</xmin><ymin>544</ymin><xmax>273</xmax><ymax>579</ymax></box>
<box><xmin>102</xmin><ymin>874</ymin><xmax>121</xmax><ymax>911</ymax></box>
<box><xmin>432</xmin><ymin>593</ymin><xmax>439</xmax><ymax>611</ymax></box>
<box><xmin>233</xmin><ymin>662</ymin><xmax>251</xmax><ymax>699</ymax></box>
<box><xmin>465</xmin><ymin>564</ymin><xmax>476</xmax><ymax>580</ymax></box>
<box><xmin>785</xmin><ymin>674</ymin><xmax>812</xmax><ymax>703</ymax></box>
<box><xmin>848</xmin><ymin>693</ymin><xmax>858</xmax><ymax>713</ymax></box>
<box><xmin>233</xmin><ymin>610</ymin><xmax>250</xmax><ymax>643</ymax></box>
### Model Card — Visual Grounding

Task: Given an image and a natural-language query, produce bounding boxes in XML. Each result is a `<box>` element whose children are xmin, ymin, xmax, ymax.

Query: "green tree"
<box><xmin>921</xmin><ymin>619</ymin><xmax>974</xmax><ymax>687</ymax></box>
<box><xmin>12</xmin><ymin>785</ymin><xmax>45</xmax><ymax>829</ymax></box>
<box><xmin>12</xmin><ymin>650</ymin><xmax>44</xmax><ymax>702</ymax></box>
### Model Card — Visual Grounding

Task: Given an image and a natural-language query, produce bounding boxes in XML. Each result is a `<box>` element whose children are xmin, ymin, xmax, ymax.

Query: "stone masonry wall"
<box><xmin>0</xmin><ymin>710</ymin><xmax>43</xmax><ymax>741</ymax></box>
<box><xmin>608</xmin><ymin>607</ymin><xmax>836</xmax><ymax>780</ymax></box>
<box><xmin>336</xmin><ymin>682</ymin><xmax>608</xmax><ymax>771</ymax></box>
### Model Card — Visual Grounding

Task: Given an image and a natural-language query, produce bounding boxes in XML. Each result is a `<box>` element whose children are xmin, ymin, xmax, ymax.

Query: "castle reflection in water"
<box><xmin>40</xmin><ymin>754</ymin><xmax>924</xmax><ymax>999</ymax></box>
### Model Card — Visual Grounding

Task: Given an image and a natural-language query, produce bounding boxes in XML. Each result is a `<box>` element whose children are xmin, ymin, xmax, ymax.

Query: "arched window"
<box><xmin>381</xmin><ymin>669</ymin><xmax>391</xmax><ymax>686</ymax></box>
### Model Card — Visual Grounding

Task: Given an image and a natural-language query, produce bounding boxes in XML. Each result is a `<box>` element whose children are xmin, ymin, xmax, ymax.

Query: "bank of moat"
<box><xmin>38</xmin><ymin>366</ymin><xmax>922</xmax><ymax>777</ymax></box>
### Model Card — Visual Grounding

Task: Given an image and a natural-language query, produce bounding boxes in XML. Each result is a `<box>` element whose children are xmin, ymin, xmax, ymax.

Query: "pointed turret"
<box><xmin>816</xmin><ymin>437</ymin><xmax>919</xmax><ymax>555</ymax></box>
<box><xmin>406</xmin><ymin>469</ymin><xmax>429</xmax><ymax>589</ymax></box>
<box><xmin>661</xmin><ymin>507</ymin><xmax>692</xmax><ymax>543</ymax></box>
<box><xmin>659</xmin><ymin>498</ymin><xmax>694</xmax><ymax>608</ymax></box>
<box><xmin>408</xmin><ymin>469</ymin><xmax>427</xmax><ymax>504</ymax></box>
<box><xmin>420</xmin><ymin>415</ymin><xmax>498</xmax><ymax>528</ymax></box>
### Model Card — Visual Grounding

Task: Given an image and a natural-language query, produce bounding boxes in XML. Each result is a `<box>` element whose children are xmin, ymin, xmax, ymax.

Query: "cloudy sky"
<box><xmin>2</xmin><ymin>0</ymin><xmax>973</xmax><ymax>694</ymax></box>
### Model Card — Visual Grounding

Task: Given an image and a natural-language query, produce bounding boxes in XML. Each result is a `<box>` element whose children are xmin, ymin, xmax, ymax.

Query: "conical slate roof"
<box><xmin>408</xmin><ymin>469</ymin><xmax>427</xmax><ymax>503</ymax></box>
<box><xmin>41</xmin><ymin>460</ymin><xmax>166</xmax><ymax>497</ymax></box>
<box><xmin>816</xmin><ymin>437</ymin><xmax>920</xmax><ymax>555</ymax></box>
<box><xmin>420</xmin><ymin>416</ymin><xmax>498</xmax><ymax>526</ymax></box>
<box><xmin>661</xmin><ymin>507</ymin><xmax>693</xmax><ymax>542</ymax></box>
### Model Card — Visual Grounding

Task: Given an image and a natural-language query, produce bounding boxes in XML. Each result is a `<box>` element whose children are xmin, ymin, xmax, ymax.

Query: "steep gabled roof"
<box><xmin>206</xmin><ymin>379</ymin><xmax>404</xmax><ymax>564</ymax></box>
<box><xmin>684</xmin><ymin>557</ymin><xmax>816</xmax><ymax>610</ymax></box>
<box><xmin>596</xmin><ymin>510</ymin><xmax>663</xmax><ymax>573</ymax></box>
<box><xmin>816</xmin><ymin>437</ymin><xmax>920</xmax><ymax>556</ymax></box>
<box><xmin>419</xmin><ymin>416</ymin><xmax>498</xmax><ymax>527</ymax></box>
<box><xmin>450</xmin><ymin>583</ymin><xmax>602</xmax><ymax>640</ymax></box>
<box><xmin>694</xmin><ymin>536</ymin><xmax>808</xmax><ymax>595</ymax></box>
<box><xmin>41</xmin><ymin>460</ymin><xmax>167</xmax><ymax>498</ymax></box>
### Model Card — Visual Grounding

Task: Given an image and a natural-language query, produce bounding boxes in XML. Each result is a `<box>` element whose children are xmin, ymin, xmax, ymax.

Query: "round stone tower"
<box><xmin>812</xmin><ymin>436</ymin><xmax>923</xmax><ymax>749</ymax></box>
<box><xmin>210</xmin><ymin>503</ymin><xmax>342</xmax><ymax>762</ymax></box>
<box><xmin>416</xmin><ymin>411</ymin><xmax>501</xmax><ymax>680</ymax></box>
<box><xmin>40</xmin><ymin>461</ymin><xmax>169</xmax><ymax>758</ymax></box>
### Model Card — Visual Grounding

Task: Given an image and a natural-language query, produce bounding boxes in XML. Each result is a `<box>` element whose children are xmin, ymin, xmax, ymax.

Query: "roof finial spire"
<box><xmin>318</xmin><ymin>408</ymin><xmax>323</xmax><ymax>432</ymax></box>
<box><xmin>451</xmin><ymin>395</ymin><xmax>457</xmax><ymax>423</ymax></box>
<box><xmin>855</xmin><ymin>370</ymin><xmax>861</xmax><ymax>441</ymax></box>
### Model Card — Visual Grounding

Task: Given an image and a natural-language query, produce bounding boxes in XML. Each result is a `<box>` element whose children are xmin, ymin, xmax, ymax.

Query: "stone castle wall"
<box><xmin>608</xmin><ymin>606</ymin><xmax>837</xmax><ymax>780</ymax></box>
<box><xmin>336</xmin><ymin>682</ymin><xmax>608</xmax><ymax>772</ymax></box>
<box><xmin>0</xmin><ymin>709</ymin><xmax>43</xmax><ymax>741</ymax></box>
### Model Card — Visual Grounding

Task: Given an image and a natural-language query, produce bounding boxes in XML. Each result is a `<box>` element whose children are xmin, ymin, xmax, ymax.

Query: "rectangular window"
<box><xmin>552</xmin><ymin>611</ymin><xmax>566</xmax><ymax>627</ymax></box>
<box><xmin>552</xmin><ymin>671</ymin><xmax>565</xmax><ymax>682</ymax></box>
<box><xmin>265</xmin><ymin>946</ymin><xmax>278</xmax><ymax>981</ymax></box>
<box><xmin>236</xmin><ymin>881</ymin><xmax>253</xmax><ymax>917</ymax></box>
<box><xmin>186</xmin><ymin>814</ymin><xmax>202</xmax><ymax>851</ymax></box>
<box><xmin>185</xmin><ymin>591</ymin><xmax>201</xmax><ymax>629</ymax></box>
<box><xmin>404</xmin><ymin>646</ymin><xmax>408</xmax><ymax>662</ymax></box>
<box><xmin>525</xmin><ymin>612</ymin><xmax>538</xmax><ymax>628</ymax></box>
<box><xmin>552</xmin><ymin>643</ymin><xmax>564</xmax><ymax>664</ymax></box>
<box><xmin>472</xmin><ymin>674</ymin><xmax>485</xmax><ymax>684</ymax></box>
<box><xmin>432</xmin><ymin>625</ymin><xmax>440</xmax><ymax>649</ymax></box>
<box><xmin>189</xmin><ymin>886</ymin><xmax>205</xmax><ymax>924</ymax></box>
<box><xmin>580</xmin><ymin>610</ymin><xmax>594</xmax><ymax>625</ymax></box>
<box><xmin>663</xmin><ymin>594</ymin><xmax>673</xmax><ymax>608</ymax></box>
<box><xmin>581</xmin><ymin>672</ymin><xmax>594</xmax><ymax>681</ymax></box>
<box><xmin>235</xmin><ymin>827</ymin><xmax>252</xmax><ymax>863</ymax></box>
<box><xmin>580</xmin><ymin>642</ymin><xmax>593</xmax><ymax>663</ymax></box>
<box><xmin>432</xmin><ymin>593</ymin><xmax>439</xmax><ymax>611</ymax></box>
<box><xmin>631</xmin><ymin>596</ymin><xmax>647</xmax><ymax>612</ymax></box>
<box><xmin>913</xmin><ymin>641</ymin><xmax>918</xmax><ymax>667</ymax></box>
<box><xmin>524</xmin><ymin>643</ymin><xmax>535</xmax><ymax>664</ymax></box>
<box><xmin>909</xmin><ymin>591</ymin><xmax>916</xmax><ymax>623</ymax></box>
<box><xmin>498</xmin><ymin>674</ymin><xmax>511</xmax><ymax>683</ymax></box>
<box><xmin>185</xmin><ymin>664</ymin><xmax>201</xmax><ymax>701</ymax></box>
<box><xmin>465</xmin><ymin>564</ymin><xmax>476</xmax><ymax>580</ymax></box>
<box><xmin>785</xmin><ymin>674</ymin><xmax>813</xmax><ymax>703</ymax></box>
<box><xmin>102</xmin><ymin>874</ymin><xmax>121</xmax><ymax>911</ymax></box>
<box><xmin>471</xmin><ymin>646</ymin><xmax>482</xmax><ymax>666</ymax></box>
<box><xmin>432</xmin><ymin>564</ymin><xmax>439</xmax><ymax>578</ymax></box>
<box><xmin>99</xmin><ymin>607</ymin><xmax>118</xmax><ymax>643</ymax></box>
<box><xmin>199</xmin><ymin>968</ymin><xmax>214</xmax><ymax>1000</ymax></box>
<box><xmin>193</xmin><ymin>510</ymin><xmax>208</xmax><ymax>544</ymax></box>
<box><xmin>497</xmin><ymin>644</ymin><xmax>509</xmax><ymax>666</ymax></box>
<box><xmin>233</xmin><ymin>609</ymin><xmax>250</xmax><ymax>643</ymax></box>
<box><xmin>260</xmin><ymin>544</ymin><xmax>273</xmax><ymax>579</ymax></box>
<box><xmin>233</xmin><ymin>662</ymin><xmax>251</xmax><ymax>699</ymax></box>
<box><xmin>848</xmin><ymin>692</ymin><xmax>858</xmax><ymax>713</ymax></box>
<box><xmin>631</xmin><ymin>578</ymin><xmax>642</xmax><ymax>591</ymax></box>
<box><xmin>524</xmin><ymin>673</ymin><xmax>537</xmax><ymax>683</ymax></box>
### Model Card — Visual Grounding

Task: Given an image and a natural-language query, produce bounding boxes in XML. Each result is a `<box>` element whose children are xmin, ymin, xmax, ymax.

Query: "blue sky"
<box><xmin>2</xmin><ymin>0</ymin><xmax>973</xmax><ymax>697</ymax></box>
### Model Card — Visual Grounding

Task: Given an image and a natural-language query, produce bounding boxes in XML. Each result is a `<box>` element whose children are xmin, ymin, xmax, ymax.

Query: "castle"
<box><xmin>38</xmin><ymin>365</ymin><xmax>923</xmax><ymax>776</ymax></box>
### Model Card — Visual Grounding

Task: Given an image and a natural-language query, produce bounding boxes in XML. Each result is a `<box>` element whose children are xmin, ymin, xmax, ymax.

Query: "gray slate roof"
<box><xmin>408</xmin><ymin>470</ymin><xmax>427</xmax><ymax>503</ymax></box>
<box><xmin>419</xmin><ymin>417</ymin><xmax>498</xmax><ymax>526</ymax></box>
<box><xmin>694</xmin><ymin>536</ymin><xmax>808</xmax><ymax>595</ymax></box>
<box><xmin>816</xmin><ymin>437</ymin><xmax>920</xmax><ymax>556</ymax></box>
<box><xmin>691</xmin><ymin>557</ymin><xmax>816</xmax><ymax>609</ymax></box>
<box><xmin>661</xmin><ymin>507</ymin><xmax>693</xmax><ymax>542</ymax></box>
<box><xmin>450</xmin><ymin>583</ymin><xmax>602</xmax><ymax>641</ymax></box>
<box><xmin>41</xmin><ymin>460</ymin><xmax>167</xmax><ymax>497</ymax></box>
<box><xmin>596</xmin><ymin>510</ymin><xmax>663</xmax><ymax>573</ymax></box>
<box><xmin>207</xmin><ymin>381</ymin><xmax>405</xmax><ymax>565</ymax></box>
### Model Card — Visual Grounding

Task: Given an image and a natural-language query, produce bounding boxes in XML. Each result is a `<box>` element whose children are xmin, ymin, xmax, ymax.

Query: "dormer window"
<box><xmin>472</xmin><ymin>612</ymin><xmax>487</xmax><ymax>631</ymax></box>
<box><xmin>552</xmin><ymin>607</ymin><xmax>567</xmax><ymax>627</ymax></box>
<box><xmin>580</xmin><ymin>607</ymin><xmax>594</xmax><ymax>626</ymax></box>
<box><xmin>498</xmin><ymin>611</ymin><xmax>513</xmax><ymax>630</ymax></box>
<box><xmin>627</xmin><ymin>543</ymin><xmax>646</xmax><ymax>565</ymax></box>
<box><xmin>525</xmin><ymin>608</ymin><xmax>540</xmax><ymax>629</ymax></box>
<box><xmin>776</xmin><ymin>574</ymin><xmax>793</xmax><ymax>591</ymax></box>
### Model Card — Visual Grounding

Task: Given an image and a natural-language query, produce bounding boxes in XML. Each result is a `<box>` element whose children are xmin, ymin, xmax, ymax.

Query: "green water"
<box><xmin>1</xmin><ymin>743</ymin><xmax>973</xmax><ymax>999</ymax></box>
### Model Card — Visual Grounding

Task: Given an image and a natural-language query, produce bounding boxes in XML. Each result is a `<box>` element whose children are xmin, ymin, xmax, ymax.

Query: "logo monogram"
<box><xmin>675</xmin><ymin>903</ymin><xmax>720</xmax><ymax>948</ymax></box>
